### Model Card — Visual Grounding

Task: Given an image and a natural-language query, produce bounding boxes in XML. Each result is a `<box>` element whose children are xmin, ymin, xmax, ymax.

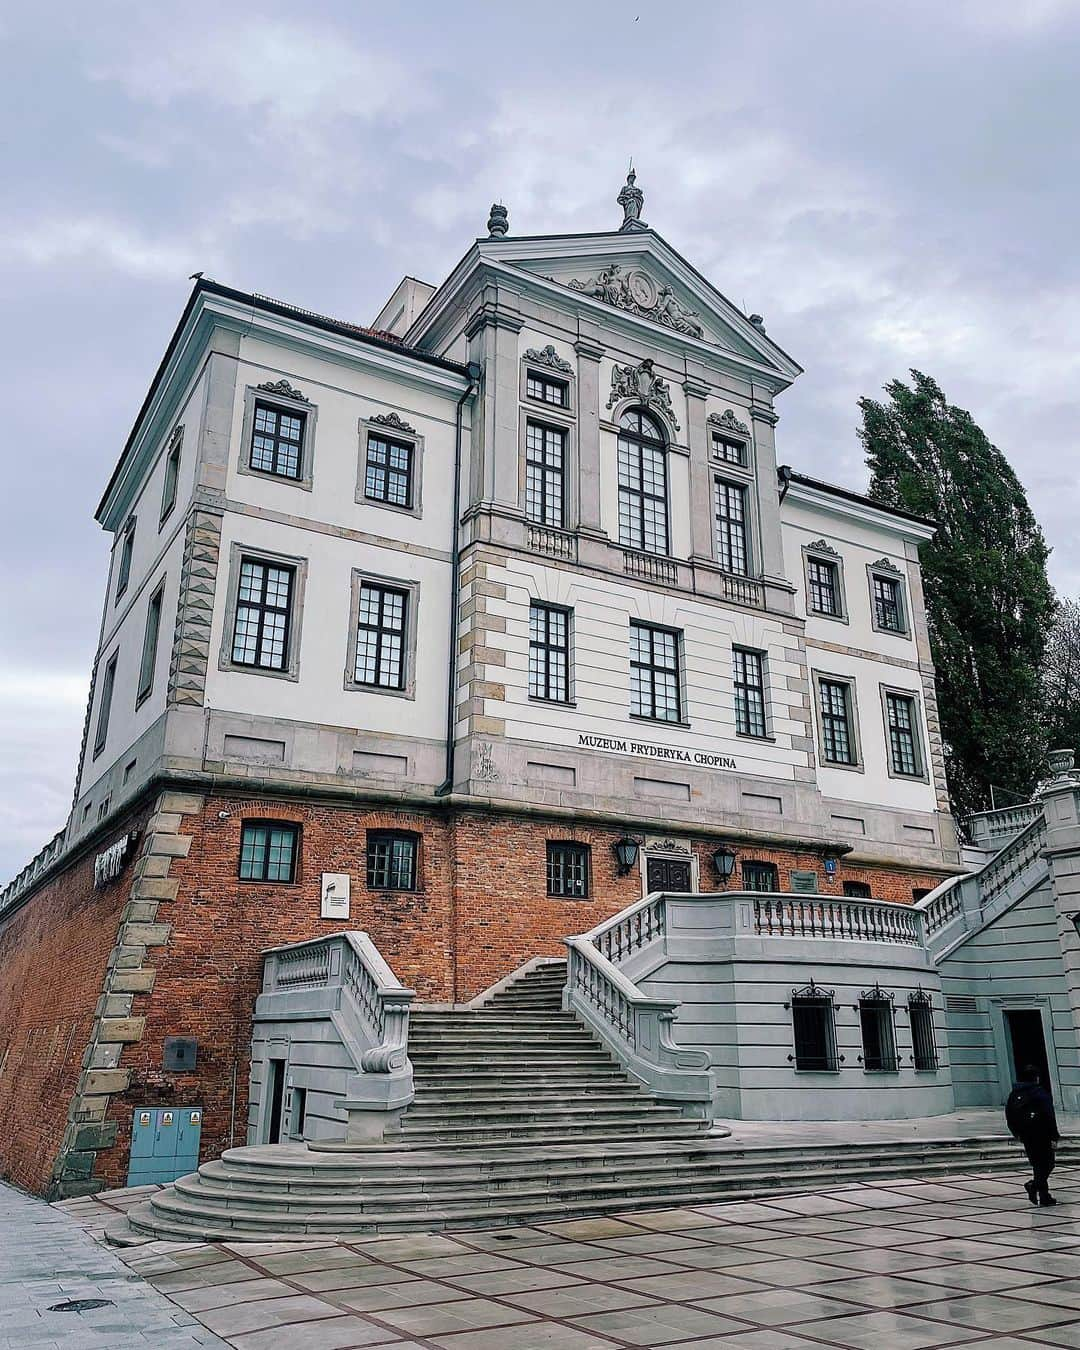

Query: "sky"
<box><xmin>2</xmin><ymin>0</ymin><xmax>1079</xmax><ymax>882</ymax></box>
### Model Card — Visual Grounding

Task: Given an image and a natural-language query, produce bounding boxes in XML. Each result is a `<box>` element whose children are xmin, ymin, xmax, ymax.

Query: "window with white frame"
<box><xmin>630</xmin><ymin>621</ymin><xmax>682</xmax><ymax>722</ymax></box>
<box><xmin>618</xmin><ymin>409</ymin><xmax>668</xmax><ymax>554</ymax></box>
<box><xmin>714</xmin><ymin>479</ymin><xmax>748</xmax><ymax>575</ymax></box>
<box><xmin>525</xmin><ymin>421</ymin><xmax>566</xmax><ymax>527</ymax></box>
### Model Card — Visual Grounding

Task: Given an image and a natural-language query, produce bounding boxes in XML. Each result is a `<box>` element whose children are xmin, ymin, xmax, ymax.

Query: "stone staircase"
<box><xmin>113</xmin><ymin>959</ymin><xmax>1075</xmax><ymax>1242</ymax></box>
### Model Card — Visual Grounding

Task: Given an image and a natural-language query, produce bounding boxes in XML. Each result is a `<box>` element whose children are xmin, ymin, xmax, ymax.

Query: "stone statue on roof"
<box><xmin>617</xmin><ymin>168</ymin><xmax>645</xmax><ymax>231</ymax></box>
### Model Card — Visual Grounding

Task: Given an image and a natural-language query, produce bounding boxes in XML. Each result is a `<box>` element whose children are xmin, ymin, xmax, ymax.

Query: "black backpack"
<box><xmin>1006</xmin><ymin>1084</ymin><xmax>1050</xmax><ymax>1138</ymax></box>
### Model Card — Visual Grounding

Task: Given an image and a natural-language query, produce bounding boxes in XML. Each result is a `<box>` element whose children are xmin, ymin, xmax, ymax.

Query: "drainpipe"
<box><xmin>436</xmin><ymin>364</ymin><xmax>480</xmax><ymax>797</ymax></box>
<box><xmin>777</xmin><ymin>463</ymin><xmax>793</xmax><ymax>504</ymax></box>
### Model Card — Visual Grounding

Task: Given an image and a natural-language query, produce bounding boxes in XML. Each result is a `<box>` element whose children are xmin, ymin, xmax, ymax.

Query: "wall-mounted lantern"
<box><xmin>612</xmin><ymin>837</ymin><xmax>640</xmax><ymax>876</ymax></box>
<box><xmin>712</xmin><ymin>845</ymin><xmax>737</xmax><ymax>885</ymax></box>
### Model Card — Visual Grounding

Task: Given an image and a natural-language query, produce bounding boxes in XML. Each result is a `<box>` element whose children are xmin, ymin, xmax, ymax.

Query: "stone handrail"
<box><xmin>0</xmin><ymin>829</ymin><xmax>66</xmax><ymax>920</ymax></box>
<box><xmin>915</xmin><ymin>878</ymin><xmax>964</xmax><ymax>936</ymax></box>
<box><xmin>590</xmin><ymin>892</ymin><xmax>666</xmax><ymax>966</ymax></box>
<box><xmin>260</xmin><ymin>930</ymin><xmax>415</xmax><ymax>1142</ymax></box>
<box><xmin>963</xmin><ymin>802</ymin><xmax>1043</xmax><ymax>850</ymax></box>
<box><xmin>752</xmin><ymin>895</ymin><xmax>922</xmax><ymax>945</ymax></box>
<box><xmin>978</xmin><ymin>815</ymin><xmax>1047</xmax><ymax>906</ymax></box>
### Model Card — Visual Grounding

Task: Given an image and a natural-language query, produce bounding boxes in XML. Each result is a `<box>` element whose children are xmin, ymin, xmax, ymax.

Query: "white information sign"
<box><xmin>321</xmin><ymin>872</ymin><xmax>351</xmax><ymax>920</ymax></box>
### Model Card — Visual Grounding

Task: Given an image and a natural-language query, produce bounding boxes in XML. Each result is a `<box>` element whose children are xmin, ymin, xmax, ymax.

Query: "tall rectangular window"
<box><xmin>873</xmin><ymin>574</ymin><xmax>904</xmax><ymax>632</ymax></box>
<box><xmin>886</xmin><ymin>691</ymin><xmax>920</xmax><ymax>776</ymax></box>
<box><xmin>353</xmin><ymin>583</ymin><xmax>407</xmax><ymax>690</ymax></box>
<box><xmin>547</xmin><ymin>842</ymin><xmax>590</xmax><ymax>898</ymax></box>
<box><xmin>791</xmin><ymin>989</ymin><xmax>838</xmax><ymax>1071</ymax></box>
<box><xmin>367</xmin><ymin>831</ymin><xmax>418</xmax><ymax>891</ymax></box>
<box><xmin>743</xmin><ymin>861</ymin><xmax>779</xmax><ymax>892</ymax></box>
<box><xmin>250</xmin><ymin>401</ymin><xmax>305</xmax><ymax>480</ymax></box>
<box><xmin>526</xmin><ymin>372</ymin><xmax>568</xmax><ymax>407</ymax></box>
<box><xmin>364</xmin><ymin>434</ymin><xmax>413</xmax><ymax>509</ymax></box>
<box><xmin>618</xmin><ymin>435</ymin><xmax>668</xmax><ymax>554</ymax></box>
<box><xmin>160</xmin><ymin>433</ymin><xmax>182</xmax><ymax>522</ymax></box>
<box><xmin>239</xmin><ymin>821</ymin><xmax>298</xmax><ymax>882</ymax></box>
<box><xmin>908</xmin><ymin>994</ymin><xmax>938</xmax><ymax>1071</ymax></box>
<box><xmin>137</xmin><ymin>581</ymin><xmax>164</xmax><ymax>704</ymax></box>
<box><xmin>116</xmin><ymin>518</ymin><xmax>136</xmax><ymax>602</ymax></box>
<box><xmin>525</xmin><ymin>421</ymin><xmax>566</xmax><ymax>527</ymax></box>
<box><xmin>819</xmin><ymin>679</ymin><xmax>855</xmax><ymax>765</ymax></box>
<box><xmin>231</xmin><ymin>558</ymin><xmax>294</xmax><ymax>671</ymax></box>
<box><xmin>93</xmin><ymin>651</ymin><xmax>118</xmax><ymax>758</ymax></box>
<box><xmin>733</xmin><ymin>647</ymin><xmax>767</xmax><ymax>737</ymax></box>
<box><xmin>859</xmin><ymin>994</ymin><xmax>898</xmax><ymax>1072</ymax></box>
<box><xmin>807</xmin><ymin>557</ymin><xmax>840</xmax><ymax>615</ymax></box>
<box><xmin>714</xmin><ymin>480</ymin><xmax>748</xmax><ymax>575</ymax></box>
<box><xmin>529</xmin><ymin>603</ymin><xmax>570</xmax><ymax>702</ymax></box>
<box><xmin>630</xmin><ymin>622</ymin><xmax>681</xmax><ymax>722</ymax></box>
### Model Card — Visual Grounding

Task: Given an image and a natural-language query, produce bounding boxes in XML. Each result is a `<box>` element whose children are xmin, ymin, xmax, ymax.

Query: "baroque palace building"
<box><xmin>1</xmin><ymin>173</ymin><xmax>1007</xmax><ymax>1203</ymax></box>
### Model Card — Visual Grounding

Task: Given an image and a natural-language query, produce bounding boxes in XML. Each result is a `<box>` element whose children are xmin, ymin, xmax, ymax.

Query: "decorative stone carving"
<box><xmin>256</xmin><ymin>378</ymin><xmax>310</xmax><ymax>403</ymax></box>
<box><xmin>370</xmin><ymin>411</ymin><xmax>418</xmax><ymax>436</ymax></box>
<box><xmin>1047</xmin><ymin>747</ymin><xmax>1078</xmax><ymax>785</ymax></box>
<box><xmin>523</xmin><ymin>344</ymin><xmax>573</xmax><ymax>375</ymax></box>
<box><xmin>569</xmin><ymin>263</ymin><xmax>705</xmax><ymax>340</ymax></box>
<box><xmin>749</xmin><ymin>313</ymin><xmax>766</xmax><ymax>331</ymax></box>
<box><xmin>707</xmin><ymin>409</ymin><xmax>750</xmax><ymax>437</ymax></box>
<box><xmin>607</xmin><ymin>359</ymin><xmax>680</xmax><ymax>431</ymax></box>
<box><xmin>617</xmin><ymin>167</ymin><xmax>646</xmax><ymax>230</ymax></box>
<box><xmin>487</xmin><ymin>203</ymin><xmax>509</xmax><ymax>237</ymax></box>
<box><xmin>870</xmin><ymin>557</ymin><xmax>902</xmax><ymax>574</ymax></box>
<box><xmin>806</xmin><ymin>539</ymin><xmax>839</xmax><ymax>557</ymax></box>
<box><xmin>473</xmin><ymin>741</ymin><xmax>499</xmax><ymax>782</ymax></box>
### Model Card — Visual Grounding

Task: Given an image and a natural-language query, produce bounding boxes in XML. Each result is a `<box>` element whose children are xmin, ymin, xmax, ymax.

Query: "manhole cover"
<box><xmin>48</xmin><ymin>1299</ymin><xmax>114</xmax><ymax>1313</ymax></box>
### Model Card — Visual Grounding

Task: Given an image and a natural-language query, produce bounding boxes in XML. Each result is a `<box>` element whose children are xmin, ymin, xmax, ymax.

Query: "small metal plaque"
<box><xmin>160</xmin><ymin>1111</ymin><xmax>174</xmax><ymax>1127</ymax></box>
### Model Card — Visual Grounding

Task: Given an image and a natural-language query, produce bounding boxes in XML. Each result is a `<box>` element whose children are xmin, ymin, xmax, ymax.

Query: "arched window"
<box><xmin>617</xmin><ymin>408</ymin><xmax>668</xmax><ymax>555</ymax></box>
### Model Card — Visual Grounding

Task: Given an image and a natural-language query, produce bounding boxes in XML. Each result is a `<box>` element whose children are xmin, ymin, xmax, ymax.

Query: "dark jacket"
<box><xmin>1006</xmin><ymin>1080</ymin><xmax>1060</xmax><ymax>1142</ymax></box>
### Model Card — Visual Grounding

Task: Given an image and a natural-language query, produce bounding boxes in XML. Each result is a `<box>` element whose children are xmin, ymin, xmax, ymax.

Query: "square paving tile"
<box><xmin>504</xmin><ymin>1284</ymin><xmax>660</xmax><ymax>1316</ymax></box>
<box><xmin>722</xmin><ymin>1256</ymin><xmax>869</xmax><ymax>1287</ymax></box>
<box><xmin>199</xmin><ymin>1295</ymin><xmax>356</xmax><ymax>1338</ymax></box>
<box><xmin>905</xmin><ymin>1292</ymin><xmax>1078</xmax><ymax>1334</ymax></box>
<box><xmin>549</xmin><ymin>1254</ymin><xmax>685</xmax><ymax>1280</ymax></box>
<box><xmin>786</xmin><ymin>1308</ymin><xmax>981</xmax><ymax>1348</ymax></box>
<box><xmin>374</xmin><ymin>1297</ymin><xmax>537</xmax><ymax>1336</ymax></box>
<box><xmin>432</xmin><ymin>1326</ymin><xmax>620</xmax><ymax>1349</ymax></box>
<box><xmin>449</xmin><ymin>1267</ymin><xmax>583</xmax><ymax>1296</ymax></box>
<box><xmin>230</xmin><ymin>1316</ymin><xmax>402</xmax><ymax>1349</ymax></box>
<box><xmin>569</xmin><ymin>1304</ymin><xmax>748</xmax><ymax>1344</ymax></box>
<box><xmin>290</xmin><ymin>1264</ymin><xmax>419</xmax><ymax>1293</ymax></box>
<box><xmin>694</xmin><ymin>1287</ymin><xmax>859</xmax><ymax>1326</ymax></box>
<box><xmin>336</xmin><ymin>1279</ymin><xmax>470</xmax><ymax>1313</ymax></box>
<box><xmin>615</xmin><ymin>1269</ymin><xmax>762</xmax><ymax>1301</ymax></box>
<box><xmin>615</xmin><ymin>1208</ymin><xmax>724</xmax><ymax>1231</ymax></box>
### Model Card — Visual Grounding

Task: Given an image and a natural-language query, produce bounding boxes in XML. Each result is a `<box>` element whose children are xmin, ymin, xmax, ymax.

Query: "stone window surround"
<box><xmin>238</xmin><ymin>382</ymin><xmax>317</xmax><ymax>493</ymax></box>
<box><xmin>92</xmin><ymin>648</ymin><xmax>119</xmax><ymax>760</ymax></box>
<box><xmin>867</xmin><ymin>559</ymin><xmax>911</xmax><ymax>638</ymax></box>
<box><xmin>802</xmin><ymin>540</ymin><xmax>849</xmax><ymax>624</ymax></box>
<box><xmin>356</xmin><ymin>414</ymin><xmax>425</xmax><ymax>520</ymax></box>
<box><xmin>218</xmin><ymin>541</ymin><xmax>308</xmax><ymax>683</ymax></box>
<box><xmin>518</xmin><ymin>406</ymin><xmax>578</xmax><ymax>531</ymax></box>
<box><xmin>708</xmin><ymin>420</ymin><xmax>754</xmax><ymax>475</ymax></box>
<box><xmin>732</xmin><ymin>643</ymin><xmax>775</xmax><ymax>743</ymax></box>
<box><xmin>628</xmin><ymin>618</ymin><xmax>690</xmax><ymax>728</ymax></box>
<box><xmin>158</xmin><ymin>425</ymin><xmax>184</xmax><ymax>527</ymax></box>
<box><xmin>115</xmin><ymin>514</ymin><xmax>137</xmax><ymax>605</ymax></box>
<box><xmin>810</xmin><ymin>668</ymin><xmax>864</xmax><ymax>773</ymax></box>
<box><xmin>713</xmin><ymin>473</ymin><xmax>754</xmax><ymax>579</ymax></box>
<box><xmin>520</xmin><ymin>351</ymin><xmax>576</xmax><ymax>415</ymax></box>
<box><xmin>135</xmin><ymin>573</ymin><xmax>167</xmax><ymax>711</ymax></box>
<box><xmin>344</xmin><ymin>567</ymin><xmax>420</xmax><ymax>700</ymax></box>
<box><xmin>528</xmin><ymin>599</ymin><xmax>576</xmax><ymax>707</ymax></box>
<box><xmin>879</xmin><ymin>681</ymin><xmax>930</xmax><ymax>783</ymax></box>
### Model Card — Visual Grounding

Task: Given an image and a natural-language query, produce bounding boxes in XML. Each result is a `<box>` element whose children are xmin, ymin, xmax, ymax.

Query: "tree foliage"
<box><xmin>1043</xmin><ymin>598</ymin><xmax>1080</xmax><ymax>760</ymax></box>
<box><xmin>858</xmin><ymin>370</ymin><xmax>1055</xmax><ymax>817</ymax></box>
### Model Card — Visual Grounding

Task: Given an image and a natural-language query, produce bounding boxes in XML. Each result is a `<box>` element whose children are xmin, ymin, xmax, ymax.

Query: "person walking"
<box><xmin>1005</xmin><ymin>1064</ymin><xmax>1060</xmax><ymax>1206</ymax></box>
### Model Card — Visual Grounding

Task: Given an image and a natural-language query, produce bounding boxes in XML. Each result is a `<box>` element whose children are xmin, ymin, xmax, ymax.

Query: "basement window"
<box><xmin>788</xmin><ymin>982</ymin><xmax>839</xmax><ymax>1072</ymax></box>
<box><xmin>858</xmin><ymin>986</ymin><xmax>898</xmax><ymax>1072</ymax></box>
<box><xmin>908</xmin><ymin>991</ymin><xmax>939</xmax><ymax>1071</ymax></box>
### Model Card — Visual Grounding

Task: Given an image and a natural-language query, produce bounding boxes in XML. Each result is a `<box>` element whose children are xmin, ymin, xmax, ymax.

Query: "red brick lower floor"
<box><xmin>0</xmin><ymin>785</ymin><xmax>953</xmax><ymax>1195</ymax></box>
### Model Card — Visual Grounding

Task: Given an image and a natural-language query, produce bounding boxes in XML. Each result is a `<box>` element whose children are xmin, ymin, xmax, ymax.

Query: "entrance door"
<box><xmin>265</xmin><ymin>1059</ymin><xmax>286</xmax><ymax>1144</ymax></box>
<box><xmin>1005</xmin><ymin>1009</ymin><xmax>1052</xmax><ymax>1088</ymax></box>
<box><xmin>646</xmin><ymin>856</ymin><xmax>693</xmax><ymax>893</ymax></box>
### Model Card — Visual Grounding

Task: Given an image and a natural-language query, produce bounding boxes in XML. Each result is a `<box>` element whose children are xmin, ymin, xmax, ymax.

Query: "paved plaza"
<box><xmin>21</xmin><ymin>1163</ymin><xmax>1080</xmax><ymax>1349</ymax></box>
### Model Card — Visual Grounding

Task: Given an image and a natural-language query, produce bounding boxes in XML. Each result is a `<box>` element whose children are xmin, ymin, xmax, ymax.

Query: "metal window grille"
<box><xmin>239</xmin><ymin>822</ymin><xmax>298</xmax><ymax>883</ymax></box>
<box><xmin>250</xmin><ymin>401</ymin><xmax>305</xmax><ymax>480</ymax></box>
<box><xmin>547</xmin><ymin>841</ymin><xmax>590</xmax><ymax>898</ymax></box>
<box><xmin>819</xmin><ymin>679</ymin><xmax>854</xmax><ymax>764</ymax></box>
<box><xmin>908</xmin><ymin>993</ymin><xmax>939</xmax><ymax>1070</ymax></box>
<box><xmin>353</xmin><ymin>583</ymin><xmax>407</xmax><ymax>689</ymax></box>
<box><xmin>630</xmin><ymin>621</ymin><xmax>682</xmax><ymax>722</ymax></box>
<box><xmin>526</xmin><ymin>372</ymin><xmax>568</xmax><ymax>407</ymax></box>
<box><xmin>618</xmin><ymin>409</ymin><xmax>668</xmax><ymax>555</ymax></box>
<box><xmin>232</xmin><ymin>559</ymin><xmax>294</xmax><ymax>671</ymax></box>
<box><xmin>366</xmin><ymin>832</ymin><xmax>418</xmax><ymax>890</ymax></box>
<box><xmin>843</xmin><ymin>880</ymin><xmax>873</xmax><ymax>898</ymax></box>
<box><xmin>714</xmin><ymin>479</ymin><xmax>748</xmax><ymax>575</ymax></box>
<box><xmin>93</xmin><ymin>652</ymin><xmax>118</xmax><ymax>756</ymax></box>
<box><xmin>807</xmin><ymin>558</ymin><xmax>838</xmax><ymax>614</ymax></box>
<box><xmin>365</xmin><ymin>434</ymin><xmax>413</xmax><ymax>508</ymax></box>
<box><xmin>887</xmin><ymin>692</ymin><xmax>919</xmax><ymax>775</ymax></box>
<box><xmin>712</xmin><ymin>433</ymin><xmax>746</xmax><ymax>466</ymax></box>
<box><xmin>529</xmin><ymin>603</ymin><xmax>570</xmax><ymax>702</ymax></box>
<box><xmin>742</xmin><ymin>861</ymin><xmax>778</xmax><ymax>892</ymax></box>
<box><xmin>791</xmin><ymin>994</ymin><xmax>838</xmax><ymax>1071</ymax></box>
<box><xmin>525</xmin><ymin>421</ymin><xmax>566</xmax><ymax>527</ymax></box>
<box><xmin>873</xmin><ymin>575</ymin><xmax>903</xmax><ymax>631</ymax></box>
<box><xmin>859</xmin><ymin>995</ymin><xmax>898</xmax><ymax>1071</ymax></box>
<box><xmin>137</xmin><ymin>584</ymin><xmax>164</xmax><ymax>702</ymax></box>
<box><xmin>733</xmin><ymin>647</ymin><xmax>766</xmax><ymax>737</ymax></box>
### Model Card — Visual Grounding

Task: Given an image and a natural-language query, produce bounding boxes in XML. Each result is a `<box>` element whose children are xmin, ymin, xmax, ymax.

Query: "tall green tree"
<box><xmin>858</xmin><ymin>370</ymin><xmax>1055</xmax><ymax>817</ymax></box>
<box><xmin>1043</xmin><ymin>597</ymin><xmax>1080</xmax><ymax>760</ymax></box>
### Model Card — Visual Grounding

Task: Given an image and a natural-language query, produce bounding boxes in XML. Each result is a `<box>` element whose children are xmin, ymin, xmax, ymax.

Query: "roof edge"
<box><xmin>780</xmin><ymin>467</ymin><xmax>938</xmax><ymax>533</ymax></box>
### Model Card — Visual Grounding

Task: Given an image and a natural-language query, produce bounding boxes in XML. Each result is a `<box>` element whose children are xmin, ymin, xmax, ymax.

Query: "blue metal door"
<box><xmin>127</xmin><ymin>1107</ymin><xmax>202</xmax><ymax>1186</ymax></box>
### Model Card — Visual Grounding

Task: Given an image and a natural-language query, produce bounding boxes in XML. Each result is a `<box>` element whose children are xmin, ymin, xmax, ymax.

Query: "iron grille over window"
<box><xmin>819</xmin><ymin>679</ymin><xmax>855</xmax><ymax>764</ymax></box>
<box><xmin>788</xmin><ymin>982</ymin><xmax>839</xmax><ymax>1071</ymax></box>
<box><xmin>529</xmin><ymin>603</ymin><xmax>570</xmax><ymax>702</ymax></box>
<box><xmin>618</xmin><ymin>409</ymin><xmax>668</xmax><ymax>554</ymax></box>
<box><xmin>232</xmin><ymin>558</ymin><xmax>294</xmax><ymax>671</ymax></box>
<box><xmin>526</xmin><ymin>372</ymin><xmax>569</xmax><ymax>407</ymax></box>
<box><xmin>547</xmin><ymin>841</ymin><xmax>590</xmax><ymax>898</ymax></box>
<box><xmin>525</xmin><ymin>421</ymin><xmax>566</xmax><ymax>527</ymax></box>
<box><xmin>733</xmin><ymin>647</ymin><xmax>767</xmax><ymax>737</ymax></box>
<box><xmin>239</xmin><ymin>822</ymin><xmax>298</xmax><ymax>883</ymax></box>
<box><xmin>250</xmin><ymin>401</ymin><xmax>305</xmax><ymax>480</ymax></box>
<box><xmin>843</xmin><ymin>880</ymin><xmax>873</xmax><ymax>898</ymax></box>
<box><xmin>858</xmin><ymin>987</ymin><xmax>898</xmax><ymax>1071</ymax></box>
<box><xmin>886</xmin><ymin>692</ymin><xmax>919</xmax><ymax>775</ymax></box>
<box><xmin>807</xmin><ymin>557</ymin><xmax>839</xmax><ymax>615</ymax></box>
<box><xmin>712</xmin><ymin>433</ymin><xmax>746</xmax><ymax>466</ymax></box>
<box><xmin>630</xmin><ymin>621</ymin><xmax>681</xmax><ymax>722</ymax></box>
<box><xmin>365</xmin><ymin>434</ymin><xmax>413</xmax><ymax>508</ymax></box>
<box><xmin>873</xmin><ymin>574</ymin><xmax>903</xmax><ymax>631</ymax></box>
<box><xmin>353</xmin><ymin>582</ymin><xmax>407</xmax><ymax>689</ymax></box>
<box><xmin>367</xmin><ymin>831</ymin><xmax>418</xmax><ymax>890</ymax></box>
<box><xmin>908</xmin><ymin>991</ymin><xmax>939</xmax><ymax>1071</ymax></box>
<box><xmin>714</xmin><ymin>479</ymin><xmax>748</xmax><ymax>575</ymax></box>
<box><xmin>743</xmin><ymin>861</ymin><xmax>778</xmax><ymax>892</ymax></box>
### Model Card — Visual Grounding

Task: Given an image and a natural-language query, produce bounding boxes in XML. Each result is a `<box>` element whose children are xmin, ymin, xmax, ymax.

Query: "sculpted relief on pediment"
<box><xmin>566</xmin><ymin>264</ymin><xmax>706</xmax><ymax>340</ymax></box>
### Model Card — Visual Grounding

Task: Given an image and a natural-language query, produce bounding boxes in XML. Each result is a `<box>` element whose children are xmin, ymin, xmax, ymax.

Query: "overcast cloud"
<box><xmin>2</xmin><ymin>0</ymin><xmax>1078</xmax><ymax>881</ymax></box>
